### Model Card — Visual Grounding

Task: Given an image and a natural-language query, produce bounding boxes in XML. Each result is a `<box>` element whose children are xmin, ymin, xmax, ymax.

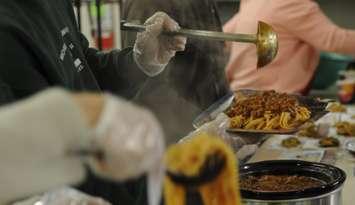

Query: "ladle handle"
<box><xmin>121</xmin><ymin>21</ymin><xmax>257</xmax><ymax>43</ymax></box>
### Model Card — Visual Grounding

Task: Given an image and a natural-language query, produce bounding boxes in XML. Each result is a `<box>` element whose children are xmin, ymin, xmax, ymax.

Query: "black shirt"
<box><xmin>0</xmin><ymin>0</ymin><xmax>149</xmax><ymax>204</ymax></box>
<box><xmin>0</xmin><ymin>0</ymin><xmax>147</xmax><ymax>104</ymax></box>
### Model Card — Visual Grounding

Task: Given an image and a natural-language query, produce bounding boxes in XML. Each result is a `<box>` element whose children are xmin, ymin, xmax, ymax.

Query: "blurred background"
<box><xmin>74</xmin><ymin>0</ymin><xmax>355</xmax><ymax>143</ymax></box>
<box><xmin>77</xmin><ymin>0</ymin><xmax>355</xmax><ymax>94</ymax></box>
<box><xmin>78</xmin><ymin>0</ymin><xmax>355</xmax><ymax>47</ymax></box>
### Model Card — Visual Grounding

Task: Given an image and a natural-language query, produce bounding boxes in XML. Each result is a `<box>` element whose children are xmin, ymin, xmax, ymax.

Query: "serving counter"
<box><xmin>248</xmin><ymin>106</ymin><xmax>355</xmax><ymax>205</ymax></box>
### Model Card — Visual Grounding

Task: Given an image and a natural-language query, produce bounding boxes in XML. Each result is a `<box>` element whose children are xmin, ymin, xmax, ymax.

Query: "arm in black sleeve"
<box><xmin>79</xmin><ymin>33</ymin><xmax>148</xmax><ymax>99</ymax></box>
<box><xmin>0</xmin><ymin>79</ymin><xmax>14</xmax><ymax>105</ymax></box>
<box><xmin>0</xmin><ymin>31</ymin><xmax>49</xmax><ymax>105</ymax></box>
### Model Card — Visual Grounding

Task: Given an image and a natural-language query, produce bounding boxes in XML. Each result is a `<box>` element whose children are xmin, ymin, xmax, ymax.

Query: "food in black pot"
<box><xmin>240</xmin><ymin>175</ymin><xmax>324</xmax><ymax>192</ymax></box>
<box><xmin>240</xmin><ymin>160</ymin><xmax>346</xmax><ymax>201</ymax></box>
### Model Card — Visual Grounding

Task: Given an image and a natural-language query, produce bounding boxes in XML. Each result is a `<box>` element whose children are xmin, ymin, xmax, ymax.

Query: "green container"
<box><xmin>311</xmin><ymin>52</ymin><xmax>353</xmax><ymax>90</ymax></box>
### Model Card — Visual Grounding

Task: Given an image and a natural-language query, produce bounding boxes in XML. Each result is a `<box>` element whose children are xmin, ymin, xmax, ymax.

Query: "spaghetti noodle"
<box><xmin>226</xmin><ymin>91</ymin><xmax>311</xmax><ymax>130</ymax></box>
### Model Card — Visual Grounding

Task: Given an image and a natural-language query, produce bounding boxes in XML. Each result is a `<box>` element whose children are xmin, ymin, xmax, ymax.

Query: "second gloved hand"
<box><xmin>88</xmin><ymin>94</ymin><xmax>165</xmax><ymax>205</ymax></box>
<box><xmin>89</xmin><ymin>94</ymin><xmax>165</xmax><ymax>181</ymax></box>
<box><xmin>133</xmin><ymin>12</ymin><xmax>187</xmax><ymax>76</ymax></box>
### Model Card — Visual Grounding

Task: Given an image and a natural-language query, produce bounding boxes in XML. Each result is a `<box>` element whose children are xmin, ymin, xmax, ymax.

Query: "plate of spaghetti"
<box><xmin>225</xmin><ymin>90</ymin><xmax>313</xmax><ymax>134</ymax></box>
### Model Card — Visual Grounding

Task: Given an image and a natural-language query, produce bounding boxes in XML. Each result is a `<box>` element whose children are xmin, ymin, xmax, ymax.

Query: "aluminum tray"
<box><xmin>193</xmin><ymin>90</ymin><xmax>329</xmax><ymax>135</ymax></box>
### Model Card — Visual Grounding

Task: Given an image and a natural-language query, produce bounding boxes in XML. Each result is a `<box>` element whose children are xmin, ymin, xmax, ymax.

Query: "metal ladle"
<box><xmin>121</xmin><ymin>21</ymin><xmax>278</xmax><ymax>68</ymax></box>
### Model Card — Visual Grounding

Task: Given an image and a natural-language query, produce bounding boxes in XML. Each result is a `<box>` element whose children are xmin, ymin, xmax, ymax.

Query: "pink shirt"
<box><xmin>224</xmin><ymin>0</ymin><xmax>355</xmax><ymax>94</ymax></box>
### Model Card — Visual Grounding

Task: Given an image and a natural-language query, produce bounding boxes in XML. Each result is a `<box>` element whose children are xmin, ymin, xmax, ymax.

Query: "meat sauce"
<box><xmin>226</xmin><ymin>90</ymin><xmax>299</xmax><ymax>119</ymax></box>
<box><xmin>240</xmin><ymin>175</ymin><xmax>324</xmax><ymax>192</ymax></box>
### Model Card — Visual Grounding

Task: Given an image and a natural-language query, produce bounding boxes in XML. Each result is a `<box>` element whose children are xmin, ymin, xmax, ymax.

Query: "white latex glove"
<box><xmin>90</xmin><ymin>94</ymin><xmax>165</xmax><ymax>205</ymax></box>
<box><xmin>133</xmin><ymin>12</ymin><xmax>187</xmax><ymax>76</ymax></box>
<box><xmin>13</xmin><ymin>188</ymin><xmax>110</xmax><ymax>205</ymax></box>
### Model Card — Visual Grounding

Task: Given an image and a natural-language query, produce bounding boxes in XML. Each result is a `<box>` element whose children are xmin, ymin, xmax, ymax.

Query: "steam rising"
<box><xmin>121</xmin><ymin>0</ymin><xmax>230</xmax><ymax>144</ymax></box>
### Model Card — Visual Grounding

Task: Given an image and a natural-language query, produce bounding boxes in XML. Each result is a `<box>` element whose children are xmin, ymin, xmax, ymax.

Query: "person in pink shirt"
<box><xmin>224</xmin><ymin>0</ymin><xmax>355</xmax><ymax>94</ymax></box>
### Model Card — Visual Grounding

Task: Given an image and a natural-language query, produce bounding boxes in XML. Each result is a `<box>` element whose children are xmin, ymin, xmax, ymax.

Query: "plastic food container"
<box><xmin>337</xmin><ymin>71</ymin><xmax>355</xmax><ymax>104</ymax></box>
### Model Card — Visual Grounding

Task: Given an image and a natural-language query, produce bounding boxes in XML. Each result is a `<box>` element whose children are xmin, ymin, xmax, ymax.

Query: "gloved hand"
<box><xmin>13</xmin><ymin>187</ymin><xmax>110</xmax><ymax>205</ymax></box>
<box><xmin>89</xmin><ymin>94</ymin><xmax>165</xmax><ymax>205</ymax></box>
<box><xmin>133</xmin><ymin>12</ymin><xmax>187</xmax><ymax>76</ymax></box>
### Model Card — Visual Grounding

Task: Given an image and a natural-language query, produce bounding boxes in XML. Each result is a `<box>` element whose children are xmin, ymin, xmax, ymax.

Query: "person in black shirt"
<box><xmin>0</xmin><ymin>1</ymin><xmax>186</xmax><ymax>103</ymax></box>
<box><xmin>122</xmin><ymin>0</ymin><xmax>229</xmax><ymax>144</ymax></box>
<box><xmin>0</xmin><ymin>1</ymin><xmax>186</xmax><ymax>205</ymax></box>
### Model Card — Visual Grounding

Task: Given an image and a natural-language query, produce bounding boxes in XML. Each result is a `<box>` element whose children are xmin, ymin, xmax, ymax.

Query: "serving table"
<box><xmin>248</xmin><ymin>106</ymin><xmax>355</xmax><ymax>205</ymax></box>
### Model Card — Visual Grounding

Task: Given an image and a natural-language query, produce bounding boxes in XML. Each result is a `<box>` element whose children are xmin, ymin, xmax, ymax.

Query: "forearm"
<box><xmin>0</xmin><ymin>89</ymin><xmax>93</xmax><ymax>203</ymax></box>
<box><xmin>320</xmin><ymin>27</ymin><xmax>355</xmax><ymax>54</ymax></box>
<box><xmin>277</xmin><ymin>0</ymin><xmax>355</xmax><ymax>54</ymax></box>
<box><xmin>305</xmin><ymin>15</ymin><xmax>355</xmax><ymax>54</ymax></box>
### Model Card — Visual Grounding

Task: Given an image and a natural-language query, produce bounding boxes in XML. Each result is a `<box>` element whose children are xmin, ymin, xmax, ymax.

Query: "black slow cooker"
<box><xmin>239</xmin><ymin>160</ymin><xmax>346</xmax><ymax>205</ymax></box>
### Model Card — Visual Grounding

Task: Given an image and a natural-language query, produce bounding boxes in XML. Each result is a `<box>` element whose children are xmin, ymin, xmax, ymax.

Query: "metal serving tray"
<box><xmin>193</xmin><ymin>90</ymin><xmax>329</xmax><ymax>135</ymax></box>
